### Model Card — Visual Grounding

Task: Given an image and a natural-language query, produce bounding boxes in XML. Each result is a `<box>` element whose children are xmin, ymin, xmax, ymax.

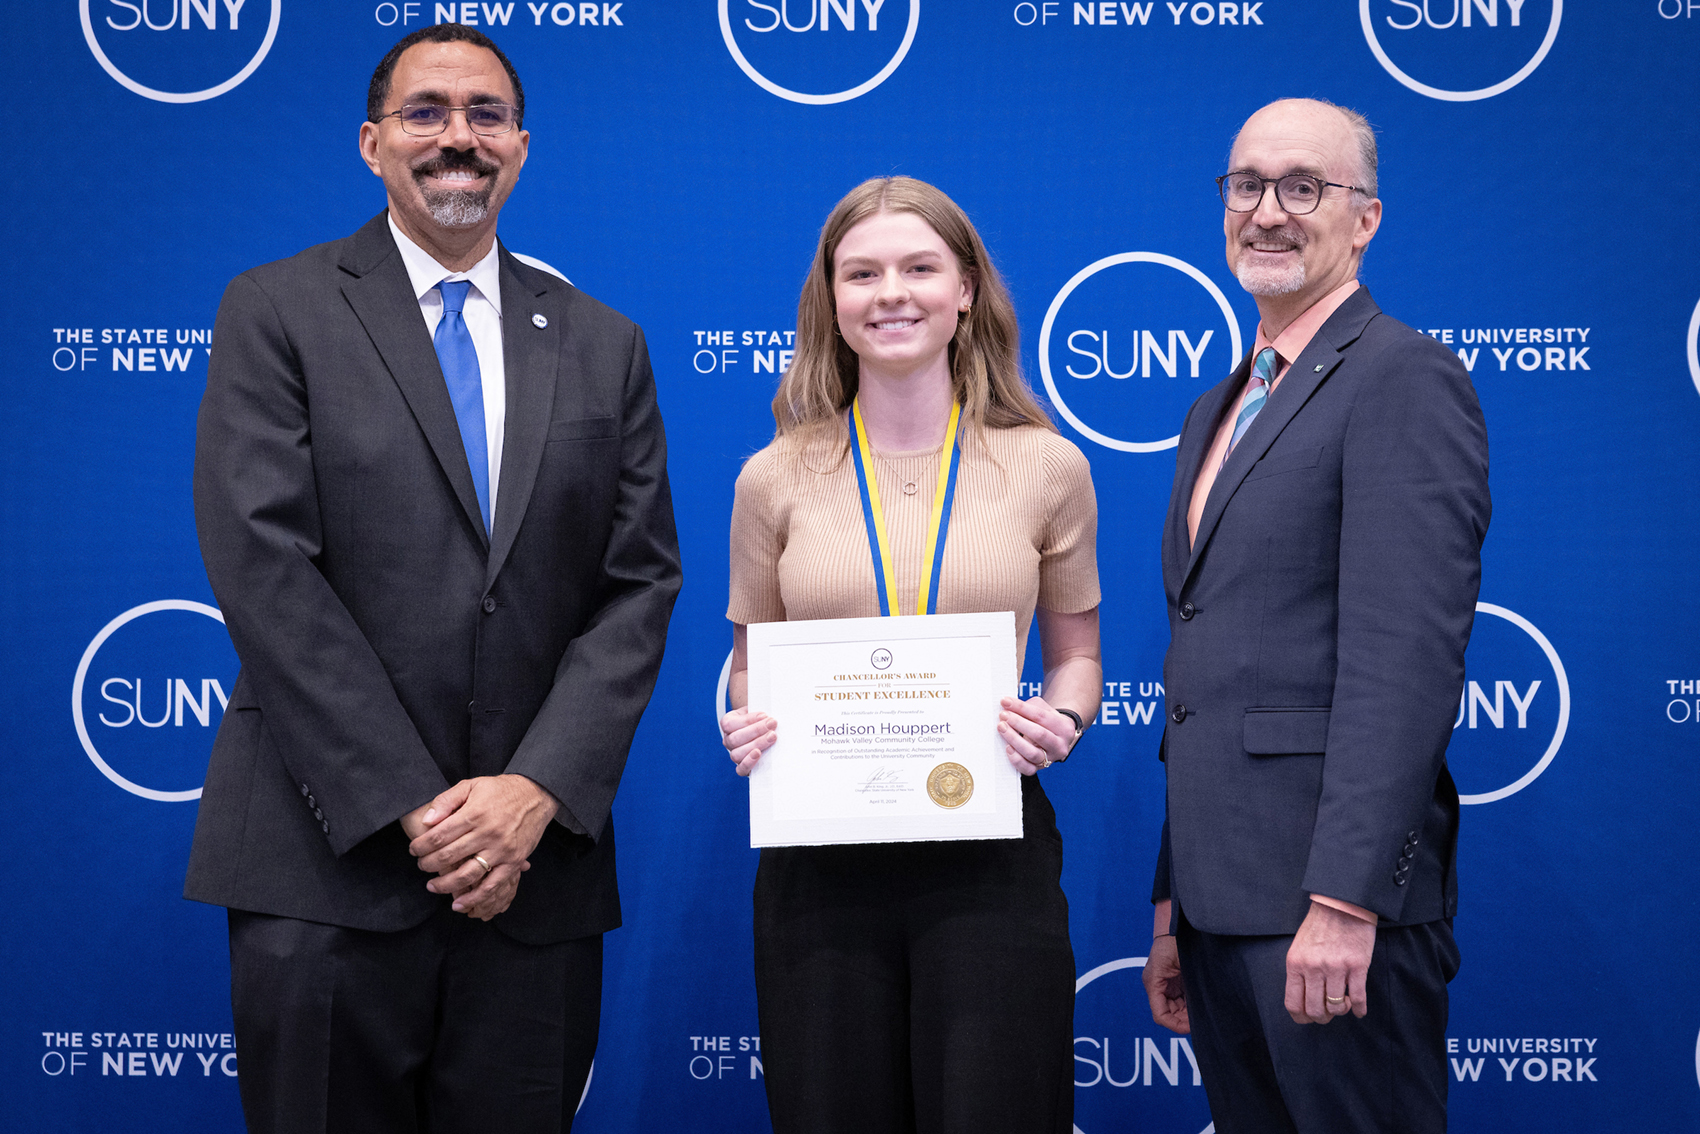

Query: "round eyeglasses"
<box><xmin>376</xmin><ymin>102</ymin><xmax>518</xmax><ymax>137</ymax></box>
<box><xmin>1216</xmin><ymin>172</ymin><xmax>1361</xmax><ymax>216</ymax></box>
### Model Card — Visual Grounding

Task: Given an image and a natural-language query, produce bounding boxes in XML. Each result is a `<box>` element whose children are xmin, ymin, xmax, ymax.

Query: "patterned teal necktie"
<box><xmin>1223</xmin><ymin>347</ymin><xmax>1278</xmax><ymax>466</ymax></box>
<box><xmin>433</xmin><ymin>280</ymin><xmax>491</xmax><ymax>534</ymax></box>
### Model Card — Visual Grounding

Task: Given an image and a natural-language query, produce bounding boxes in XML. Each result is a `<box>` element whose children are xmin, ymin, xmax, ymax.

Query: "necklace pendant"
<box><xmin>902</xmin><ymin>482</ymin><xmax>918</xmax><ymax>496</ymax></box>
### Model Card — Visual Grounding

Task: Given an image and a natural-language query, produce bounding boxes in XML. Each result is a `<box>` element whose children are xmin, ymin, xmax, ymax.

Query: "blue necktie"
<box><xmin>433</xmin><ymin>280</ymin><xmax>491</xmax><ymax>534</ymax></box>
<box><xmin>1223</xmin><ymin>346</ymin><xmax>1278</xmax><ymax>467</ymax></box>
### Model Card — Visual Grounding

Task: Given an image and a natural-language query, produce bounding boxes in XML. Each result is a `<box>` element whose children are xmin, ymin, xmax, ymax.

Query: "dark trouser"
<box><xmin>753</xmin><ymin>776</ymin><xmax>1076</xmax><ymax>1134</ymax></box>
<box><xmin>228</xmin><ymin>906</ymin><xmax>602</xmax><ymax>1134</ymax></box>
<box><xmin>1177</xmin><ymin>910</ymin><xmax>1459</xmax><ymax>1134</ymax></box>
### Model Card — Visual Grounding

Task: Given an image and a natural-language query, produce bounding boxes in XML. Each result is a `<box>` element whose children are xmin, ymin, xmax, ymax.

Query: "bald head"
<box><xmin>1233</xmin><ymin>98</ymin><xmax>1377</xmax><ymax>199</ymax></box>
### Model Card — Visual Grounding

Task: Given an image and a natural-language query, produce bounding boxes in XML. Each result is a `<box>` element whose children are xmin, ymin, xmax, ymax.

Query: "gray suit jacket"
<box><xmin>1153</xmin><ymin>287</ymin><xmax>1490</xmax><ymax>935</ymax></box>
<box><xmin>186</xmin><ymin>212</ymin><xmax>681</xmax><ymax>944</ymax></box>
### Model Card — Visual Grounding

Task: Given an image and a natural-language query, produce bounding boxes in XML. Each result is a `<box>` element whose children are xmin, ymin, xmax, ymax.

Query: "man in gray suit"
<box><xmin>1141</xmin><ymin>98</ymin><xmax>1490</xmax><ymax>1132</ymax></box>
<box><xmin>187</xmin><ymin>25</ymin><xmax>680</xmax><ymax>1132</ymax></box>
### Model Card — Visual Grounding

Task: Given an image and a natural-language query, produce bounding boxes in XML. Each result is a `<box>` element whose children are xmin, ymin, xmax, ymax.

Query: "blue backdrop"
<box><xmin>6</xmin><ymin>1</ymin><xmax>1699</xmax><ymax>1130</ymax></box>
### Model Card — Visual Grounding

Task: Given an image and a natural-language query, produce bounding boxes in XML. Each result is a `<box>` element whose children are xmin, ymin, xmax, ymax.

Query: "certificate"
<box><xmin>746</xmin><ymin>611</ymin><xmax>1022</xmax><ymax>848</ymax></box>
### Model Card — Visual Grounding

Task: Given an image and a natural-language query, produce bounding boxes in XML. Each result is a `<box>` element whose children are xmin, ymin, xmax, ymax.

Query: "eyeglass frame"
<box><xmin>1215</xmin><ymin>171</ymin><xmax>1364</xmax><ymax>216</ymax></box>
<box><xmin>372</xmin><ymin>101</ymin><xmax>521</xmax><ymax>137</ymax></box>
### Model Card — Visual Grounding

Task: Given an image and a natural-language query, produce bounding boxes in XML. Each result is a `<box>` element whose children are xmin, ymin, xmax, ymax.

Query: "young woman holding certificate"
<box><xmin>719</xmin><ymin>176</ymin><xmax>1103</xmax><ymax>1133</ymax></box>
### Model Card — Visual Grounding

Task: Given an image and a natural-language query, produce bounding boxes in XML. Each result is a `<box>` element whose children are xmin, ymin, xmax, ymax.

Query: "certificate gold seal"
<box><xmin>926</xmin><ymin>762</ymin><xmax>973</xmax><ymax>808</ymax></box>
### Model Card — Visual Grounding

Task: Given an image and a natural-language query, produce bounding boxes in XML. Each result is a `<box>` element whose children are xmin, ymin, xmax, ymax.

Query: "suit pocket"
<box><xmin>546</xmin><ymin>415</ymin><xmax>617</xmax><ymax>443</ymax></box>
<box><xmin>1243</xmin><ymin>445</ymin><xmax>1323</xmax><ymax>483</ymax></box>
<box><xmin>1243</xmin><ymin>707</ymin><xmax>1331</xmax><ymax>754</ymax></box>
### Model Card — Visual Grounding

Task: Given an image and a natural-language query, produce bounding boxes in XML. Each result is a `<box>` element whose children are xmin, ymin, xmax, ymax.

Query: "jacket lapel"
<box><xmin>339</xmin><ymin>213</ymin><xmax>489</xmax><ymax>548</ymax></box>
<box><xmin>486</xmin><ymin>246</ymin><xmax>562</xmax><ymax>587</ymax></box>
<box><xmin>1181</xmin><ymin>288</ymin><xmax>1381</xmax><ymax>592</ymax></box>
<box><xmin>1164</xmin><ymin>365</ymin><xmax>1244</xmax><ymax>598</ymax></box>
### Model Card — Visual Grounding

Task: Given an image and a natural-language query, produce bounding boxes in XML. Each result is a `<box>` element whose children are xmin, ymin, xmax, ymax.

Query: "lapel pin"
<box><xmin>531</xmin><ymin>313</ymin><xmax>548</xmax><ymax>329</ymax></box>
<box><xmin>1314</xmin><ymin>364</ymin><xmax>1324</xmax><ymax>372</ymax></box>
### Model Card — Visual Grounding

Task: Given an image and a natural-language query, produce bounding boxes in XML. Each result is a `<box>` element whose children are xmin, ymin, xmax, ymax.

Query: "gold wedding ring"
<box><xmin>1325</xmin><ymin>995</ymin><xmax>1347</xmax><ymax>1004</ymax></box>
<box><xmin>473</xmin><ymin>854</ymin><xmax>492</xmax><ymax>876</ymax></box>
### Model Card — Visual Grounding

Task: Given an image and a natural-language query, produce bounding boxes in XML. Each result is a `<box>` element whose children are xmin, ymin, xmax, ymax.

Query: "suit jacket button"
<box><xmin>1170</xmin><ymin>704</ymin><xmax>1187</xmax><ymax>724</ymax></box>
<box><xmin>482</xmin><ymin>596</ymin><xmax>497</xmax><ymax>613</ymax></box>
<box><xmin>1179</xmin><ymin>602</ymin><xmax>1195</xmax><ymax>621</ymax></box>
<box><xmin>300</xmin><ymin>783</ymin><xmax>310</xmax><ymax>796</ymax></box>
<box><xmin>1393</xmin><ymin>873</ymin><xmax>1407</xmax><ymax>886</ymax></box>
<box><xmin>306</xmin><ymin>795</ymin><xmax>315</xmax><ymax>807</ymax></box>
<box><xmin>313</xmin><ymin>809</ymin><xmax>323</xmax><ymax>821</ymax></box>
<box><xmin>321</xmin><ymin>821</ymin><xmax>330</xmax><ymax>833</ymax></box>
<box><xmin>1407</xmin><ymin>830</ymin><xmax>1419</xmax><ymax>843</ymax></box>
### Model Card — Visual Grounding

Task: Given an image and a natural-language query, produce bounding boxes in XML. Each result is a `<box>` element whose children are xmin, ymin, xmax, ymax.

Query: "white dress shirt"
<box><xmin>388</xmin><ymin>215</ymin><xmax>507</xmax><ymax>527</ymax></box>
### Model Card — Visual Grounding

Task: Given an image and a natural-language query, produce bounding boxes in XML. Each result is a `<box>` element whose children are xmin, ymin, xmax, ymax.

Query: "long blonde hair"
<box><xmin>771</xmin><ymin>176</ymin><xmax>1055</xmax><ymax>443</ymax></box>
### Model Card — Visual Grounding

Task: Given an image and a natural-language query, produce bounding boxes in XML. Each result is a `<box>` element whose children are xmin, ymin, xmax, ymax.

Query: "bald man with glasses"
<box><xmin>1141</xmin><ymin>98</ymin><xmax>1491</xmax><ymax>1133</ymax></box>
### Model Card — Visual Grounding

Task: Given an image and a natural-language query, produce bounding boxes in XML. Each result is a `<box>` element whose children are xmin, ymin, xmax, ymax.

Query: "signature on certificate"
<box><xmin>854</xmin><ymin>767</ymin><xmax>911</xmax><ymax>795</ymax></box>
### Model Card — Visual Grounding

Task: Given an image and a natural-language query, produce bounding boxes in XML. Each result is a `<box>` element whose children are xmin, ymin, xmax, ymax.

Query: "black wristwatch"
<box><xmin>1056</xmin><ymin>708</ymin><xmax>1086</xmax><ymax>757</ymax></box>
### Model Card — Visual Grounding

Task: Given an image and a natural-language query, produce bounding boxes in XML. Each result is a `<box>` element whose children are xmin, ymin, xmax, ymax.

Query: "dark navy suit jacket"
<box><xmin>1153</xmin><ymin>287</ymin><xmax>1490</xmax><ymax>935</ymax></box>
<box><xmin>186</xmin><ymin>212</ymin><xmax>681</xmax><ymax>945</ymax></box>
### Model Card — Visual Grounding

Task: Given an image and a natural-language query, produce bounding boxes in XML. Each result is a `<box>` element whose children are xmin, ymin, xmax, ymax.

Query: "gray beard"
<box><xmin>421</xmin><ymin>186</ymin><xmax>492</xmax><ymax>227</ymax></box>
<box><xmin>1233</xmin><ymin>223</ymin><xmax>1307</xmax><ymax>296</ymax></box>
<box><xmin>1236</xmin><ymin>254</ymin><xmax>1306</xmax><ymax>296</ymax></box>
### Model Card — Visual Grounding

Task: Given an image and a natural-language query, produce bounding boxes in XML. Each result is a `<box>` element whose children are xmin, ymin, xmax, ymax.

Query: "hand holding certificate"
<box><xmin>744</xmin><ymin>611</ymin><xmax>1022</xmax><ymax>847</ymax></box>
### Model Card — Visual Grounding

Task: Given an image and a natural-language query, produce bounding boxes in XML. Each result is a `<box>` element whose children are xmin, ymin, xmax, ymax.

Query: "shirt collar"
<box><xmin>387</xmin><ymin>213</ymin><xmax>503</xmax><ymax>316</ymax></box>
<box><xmin>1253</xmin><ymin>278</ymin><xmax>1360</xmax><ymax>365</ymax></box>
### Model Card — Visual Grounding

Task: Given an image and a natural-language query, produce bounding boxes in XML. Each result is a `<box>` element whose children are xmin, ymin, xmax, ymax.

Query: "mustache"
<box><xmin>411</xmin><ymin>149</ymin><xmax>498</xmax><ymax>180</ymax></box>
<box><xmin>1238</xmin><ymin>220</ymin><xmax>1306</xmax><ymax>247</ymax></box>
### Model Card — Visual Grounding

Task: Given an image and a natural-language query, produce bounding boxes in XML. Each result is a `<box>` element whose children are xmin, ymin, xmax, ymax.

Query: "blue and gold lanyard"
<box><xmin>849</xmin><ymin>397</ymin><xmax>963</xmax><ymax>617</ymax></box>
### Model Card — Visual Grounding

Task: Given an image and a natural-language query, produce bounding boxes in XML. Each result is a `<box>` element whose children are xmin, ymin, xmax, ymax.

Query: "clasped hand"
<box><xmin>719</xmin><ymin>695</ymin><xmax>1073</xmax><ymax>777</ymax></box>
<box><xmin>400</xmin><ymin>773</ymin><xmax>559</xmax><ymax>922</ymax></box>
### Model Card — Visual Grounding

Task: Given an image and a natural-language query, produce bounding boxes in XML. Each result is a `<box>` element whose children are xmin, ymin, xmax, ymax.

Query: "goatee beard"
<box><xmin>1237</xmin><ymin>256</ymin><xmax>1305</xmax><ymax>296</ymax></box>
<box><xmin>422</xmin><ymin>187</ymin><xmax>492</xmax><ymax>227</ymax></box>
<box><xmin>413</xmin><ymin>150</ymin><xmax>498</xmax><ymax>228</ymax></box>
<box><xmin>1234</xmin><ymin>221</ymin><xmax>1306</xmax><ymax>296</ymax></box>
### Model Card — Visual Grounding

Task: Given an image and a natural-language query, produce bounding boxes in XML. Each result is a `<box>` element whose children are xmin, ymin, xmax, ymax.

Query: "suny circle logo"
<box><xmin>1450</xmin><ymin>602</ymin><xmax>1569</xmax><ymax>805</ymax></box>
<box><xmin>72</xmin><ymin>600</ymin><xmax>239</xmax><ymax>802</ymax></box>
<box><xmin>718</xmin><ymin>0</ymin><xmax>920</xmax><ymax>104</ymax></box>
<box><xmin>1039</xmin><ymin>253</ymin><xmax>1243</xmax><ymax>454</ymax></box>
<box><xmin>1072</xmin><ymin>957</ymin><xmax>1213</xmax><ymax>1134</ymax></box>
<box><xmin>871</xmin><ymin>647</ymin><xmax>893</xmax><ymax>670</ymax></box>
<box><xmin>80</xmin><ymin>0</ymin><xmax>281</xmax><ymax>104</ymax></box>
<box><xmin>716</xmin><ymin>649</ymin><xmax>735</xmax><ymax>731</ymax></box>
<box><xmin>1686</xmin><ymin>295</ymin><xmax>1700</xmax><ymax>399</ymax></box>
<box><xmin>1359</xmin><ymin>0</ymin><xmax>1561</xmax><ymax>102</ymax></box>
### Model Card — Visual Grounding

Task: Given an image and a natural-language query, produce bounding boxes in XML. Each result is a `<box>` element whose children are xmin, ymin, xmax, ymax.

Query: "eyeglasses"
<box><xmin>1216</xmin><ymin>172</ymin><xmax>1361</xmax><ymax>216</ymax></box>
<box><xmin>376</xmin><ymin>102</ymin><xmax>518</xmax><ymax>137</ymax></box>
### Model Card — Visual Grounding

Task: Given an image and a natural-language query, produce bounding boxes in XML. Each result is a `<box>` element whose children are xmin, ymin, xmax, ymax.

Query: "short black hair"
<box><xmin>367</xmin><ymin>25</ymin><xmax>525</xmax><ymax>127</ymax></box>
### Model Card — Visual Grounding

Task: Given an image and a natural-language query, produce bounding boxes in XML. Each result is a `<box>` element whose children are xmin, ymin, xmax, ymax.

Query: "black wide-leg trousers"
<box><xmin>754</xmin><ymin>776</ymin><xmax>1076</xmax><ymax>1134</ymax></box>
<box><xmin>228</xmin><ymin>906</ymin><xmax>602</xmax><ymax>1134</ymax></box>
<box><xmin>1177</xmin><ymin>908</ymin><xmax>1460</xmax><ymax>1134</ymax></box>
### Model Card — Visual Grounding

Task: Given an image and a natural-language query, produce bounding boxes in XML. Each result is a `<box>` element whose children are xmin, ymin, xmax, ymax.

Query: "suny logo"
<box><xmin>80</xmin><ymin>0</ymin><xmax>281</xmax><ymax>103</ymax></box>
<box><xmin>1039</xmin><ymin>252</ymin><xmax>1243</xmax><ymax>454</ymax></box>
<box><xmin>1359</xmin><ymin>0</ymin><xmax>1562</xmax><ymax>101</ymax></box>
<box><xmin>72</xmin><ymin>600</ymin><xmax>239</xmax><ymax>801</ymax></box>
<box><xmin>718</xmin><ymin>0</ymin><xmax>920</xmax><ymax>104</ymax></box>
<box><xmin>1071</xmin><ymin>956</ymin><xmax>1214</xmax><ymax>1134</ymax></box>
<box><xmin>1449</xmin><ymin>602</ymin><xmax>1570</xmax><ymax>805</ymax></box>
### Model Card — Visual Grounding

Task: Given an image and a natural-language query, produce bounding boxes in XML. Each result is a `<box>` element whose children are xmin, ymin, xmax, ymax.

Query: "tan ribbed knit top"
<box><xmin>728</xmin><ymin>420</ymin><xmax>1100</xmax><ymax>674</ymax></box>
